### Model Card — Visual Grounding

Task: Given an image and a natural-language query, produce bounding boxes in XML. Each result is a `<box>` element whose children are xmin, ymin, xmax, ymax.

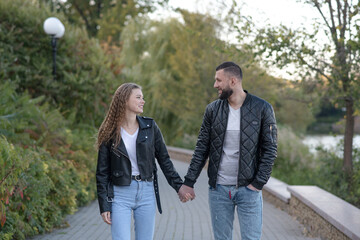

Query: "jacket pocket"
<box><xmin>112</xmin><ymin>170</ymin><xmax>124</xmax><ymax>178</ymax></box>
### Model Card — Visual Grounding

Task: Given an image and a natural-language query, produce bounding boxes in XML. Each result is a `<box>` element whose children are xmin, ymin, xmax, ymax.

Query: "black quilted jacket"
<box><xmin>184</xmin><ymin>91</ymin><xmax>277</xmax><ymax>190</ymax></box>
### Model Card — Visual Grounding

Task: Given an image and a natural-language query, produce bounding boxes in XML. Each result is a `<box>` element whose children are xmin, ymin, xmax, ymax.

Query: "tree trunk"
<box><xmin>343</xmin><ymin>97</ymin><xmax>354</xmax><ymax>174</ymax></box>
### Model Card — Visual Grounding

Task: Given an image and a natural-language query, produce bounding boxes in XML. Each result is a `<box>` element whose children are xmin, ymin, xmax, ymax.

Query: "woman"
<box><xmin>96</xmin><ymin>83</ymin><xmax>184</xmax><ymax>240</ymax></box>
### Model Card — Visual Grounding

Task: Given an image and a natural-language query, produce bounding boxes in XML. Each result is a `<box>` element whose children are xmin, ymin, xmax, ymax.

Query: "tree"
<box><xmin>249</xmin><ymin>0</ymin><xmax>360</xmax><ymax>175</ymax></box>
<box><xmin>119</xmin><ymin>10</ymin><xmax>313</xmax><ymax>144</ymax></box>
<box><xmin>0</xmin><ymin>0</ymin><xmax>123</xmax><ymax>127</ymax></box>
<box><xmin>39</xmin><ymin>0</ymin><xmax>169</xmax><ymax>41</ymax></box>
<box><xmin>119</xmin><ymin>12</ymin><xmax>228</xmax><ymax>142</ymax></box>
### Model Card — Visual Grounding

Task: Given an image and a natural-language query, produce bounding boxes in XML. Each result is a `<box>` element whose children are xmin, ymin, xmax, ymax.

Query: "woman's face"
<box><xmin>126</xmin><ymin>88</ymin><xmax>145</xmax><ymax>114</ymax></box>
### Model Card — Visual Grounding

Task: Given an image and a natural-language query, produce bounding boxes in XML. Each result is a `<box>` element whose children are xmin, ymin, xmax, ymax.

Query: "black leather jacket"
<box><xmin>96</xmin><ymin>116</ymin><xmax>183</xmax><ymax>214</ymax></box>
<box><xmin>184</xmin><ymin>91</ymin><xmax>277</xmax><ymax>190</ymax></box>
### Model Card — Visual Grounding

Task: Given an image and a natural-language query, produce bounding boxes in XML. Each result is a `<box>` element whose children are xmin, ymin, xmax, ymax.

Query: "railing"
<box><xmin>167</xmin><ymin>146</ymin><xmax>360</xmax><ymax>240</ymax></box>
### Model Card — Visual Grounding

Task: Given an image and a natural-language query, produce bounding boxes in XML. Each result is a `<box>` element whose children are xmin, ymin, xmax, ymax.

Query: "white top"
<box><xmin>227</xmin><ymin>105</ymin><xmax>241</xmax><ymax>130</ymax></box>
<box><xmin>121</xmin><ymin>127</ymin><xmax>140</xmax><ymax>176</ymax></box>
<box><xmin>217</xmin><ymin>105</ymin><xmax>240</xmax><ymax>185</ymax></box>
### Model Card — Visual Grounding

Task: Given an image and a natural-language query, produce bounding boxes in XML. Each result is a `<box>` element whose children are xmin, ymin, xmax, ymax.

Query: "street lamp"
<box><xmin>43</xmin><ymin>17</ymin><xmax>65</xmax><ymax>80</ymax></box>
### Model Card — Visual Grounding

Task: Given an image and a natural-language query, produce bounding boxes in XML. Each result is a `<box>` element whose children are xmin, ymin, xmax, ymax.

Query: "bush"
<box><xmin>271</xmin><ymin>126</ymin><xmax>316</xmax><ymax>184</ymax></box>
<box><xmin>271</xmin><ymin>125</ymin><xmax>360</xmax><ymax>208</ymax></box>
<box><xmin>0</xmin><ymin>82</ymin><xmax>97</xmax><ymax>239</ymax></box>
<box><xmin>313</xmin><ymin>145</ymin><xmax>360</xmax><ymax>208</ymax></box>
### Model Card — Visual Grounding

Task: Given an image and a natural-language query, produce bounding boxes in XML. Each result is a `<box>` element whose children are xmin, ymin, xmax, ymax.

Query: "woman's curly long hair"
<box><xmin>96</xmin><ymin>83</ymin><xmax>141</xmax><ymax>149</ymax></box>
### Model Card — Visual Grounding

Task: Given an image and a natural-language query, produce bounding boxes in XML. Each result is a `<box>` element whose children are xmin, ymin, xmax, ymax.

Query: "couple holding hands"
<box><xmin>96</xmin><ymin>62</ymin><xmax>277</xmax><ymax>240</ymax></box>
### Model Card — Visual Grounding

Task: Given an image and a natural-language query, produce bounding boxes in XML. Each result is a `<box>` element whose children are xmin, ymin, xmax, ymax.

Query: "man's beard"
<box><xmin>219</xmin><ymin>88</ymin><xmax>233</xmax><ymax>100</ymax></box>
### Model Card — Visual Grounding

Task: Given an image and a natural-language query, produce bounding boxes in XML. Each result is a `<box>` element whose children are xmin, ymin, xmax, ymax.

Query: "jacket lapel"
<box><xmin>116</xmin><ymin>139</ymin><xmax>129</xmax><ymax>159</ymax></box>
<box><xmin>136</xmin><ymin>116</ymin><xmax>151</xmax><ymax>143</ymax></box>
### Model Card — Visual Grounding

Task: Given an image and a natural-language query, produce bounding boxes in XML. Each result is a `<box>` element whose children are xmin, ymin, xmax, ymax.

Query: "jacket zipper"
<box><xmin>111</xmin><ymin>143</ymin><xmax>133</xmax><ymax>177</ymax></box>
<box><xmin>269</xmin><ymin>125</ymin><xmax>273</xmax><ymax>143</ymax></box>
<box><xmin>112</xmin><ymin>143</ymin><xmax>130</xmax><ymax>160</ymax></box>
<box><xmin>111</xmin><ymin>145</ymin><xmax>121</xmax><ymax>158</ymax></box>
<box><xmin>236</xmin><ymin>107</ymin><xmax>242</xmax><ymax>189</ymax></box>
<box><xmin>111</xmin><ymin>144</ymin><xmax>132</xmax><ymax>172</ymax></box>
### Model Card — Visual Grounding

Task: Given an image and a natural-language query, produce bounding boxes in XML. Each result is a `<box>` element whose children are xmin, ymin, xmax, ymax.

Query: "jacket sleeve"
<box><xmin>153</xmin><ymin>121</ymin><xmax>183</xmax><ymax>192</ymax></box>
<box><xmin>183</xmin><ymin>104</ymin><xmax>212</xmax><ymax>188</ymax></box>
<box><xmin>251</xmin><ymin>103</ymin><xmax>277</xmax><ymax>190</ymax></box>
<box><xmin>96</xmin><ymin>142</ymin><xmax>112</xmax><ymax>214</ymax></box>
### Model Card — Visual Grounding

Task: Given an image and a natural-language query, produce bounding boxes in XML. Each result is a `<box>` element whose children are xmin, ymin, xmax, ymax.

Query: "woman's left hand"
<box><xmin>101</xmin><ymin>211</ymin><xmax>112</xmax><ymax>225</ymax></box>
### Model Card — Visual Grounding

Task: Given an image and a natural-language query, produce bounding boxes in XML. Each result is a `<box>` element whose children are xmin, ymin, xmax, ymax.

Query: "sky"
<box><xmin>150</xmin><ymin>0</ymin><xmax>321</xmax><ymax>79</ymax></box>
<box><xmin>167</xmin><ymin>0</ymin><xmax>318</xmax><ymax>28</ymax></box>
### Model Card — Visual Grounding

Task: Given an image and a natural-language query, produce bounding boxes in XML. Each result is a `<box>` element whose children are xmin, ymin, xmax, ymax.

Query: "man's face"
<box><xmin>214</xmin><ymin>69</ymin><xmax>233</xmax><ymax>100</ymax></box>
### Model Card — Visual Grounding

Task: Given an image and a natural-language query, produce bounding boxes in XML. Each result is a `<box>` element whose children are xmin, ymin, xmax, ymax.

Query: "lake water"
<box><xmin>302</xmin><ymin>135</ymin><xmax>360</xmax><ymax>154</ymax></box>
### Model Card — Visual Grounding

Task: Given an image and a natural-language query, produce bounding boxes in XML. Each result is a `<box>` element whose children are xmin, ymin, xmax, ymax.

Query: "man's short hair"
<box><xmin>216</xmin><ymin>61</ymin><xmax>243</xmax><ymax>80</ymax></box>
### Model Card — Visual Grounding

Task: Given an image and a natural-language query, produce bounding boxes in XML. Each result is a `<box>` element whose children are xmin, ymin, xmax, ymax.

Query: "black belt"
<box><xmin>131</xmin><ymin>175</ymin><xmax>153</xmax><ymax>182</ymax></box>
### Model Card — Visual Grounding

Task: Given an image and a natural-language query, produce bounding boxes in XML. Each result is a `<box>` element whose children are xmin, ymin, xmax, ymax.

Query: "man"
<box><xmin>178</xmin><ymin>61</ymin><xmax>277</xmax><ymax>240</ymax></box>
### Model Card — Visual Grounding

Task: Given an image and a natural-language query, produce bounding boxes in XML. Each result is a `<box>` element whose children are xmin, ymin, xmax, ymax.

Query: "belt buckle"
<box><xmin>134</xmin><ymin>175</ymin><xmax>141</xmax><ymax>181</ymax></box>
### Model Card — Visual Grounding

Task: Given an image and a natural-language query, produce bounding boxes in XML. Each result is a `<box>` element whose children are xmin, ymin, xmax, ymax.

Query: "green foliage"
<box><xmin>0</xmin><ymin>0</ymin><xmax>122</xmax><ymax>127</ymax></box>
<box><xmin>312</xmin><ymin>145</ymin><xmax>360</xmax><ymax>208</ymax></box>
<box><xmin>120</xmin><ymin>11</ymin><xmax>312</xmax><ymax>143</ymax></box>
<box><xmin>271</xmin><ymin>126</ymin><xmax>316</xmax><ymax>184</ymax></box>
<box><xmin>271</xmin><ymin>125</ymin><xmax>360</xmax><ymax>208</ymax></box>
<box><xmin>245</xmin><ymin>0</ymin><xmax>360</xmax><ymax>173</ymax></box>
<box><xmin>274</xmin><ymin>81</ymin><xmax>317</xmax><ymax>133</ymax></box>
<box><xmin>120</xmin><ymin>13</ymin><xmax>223</xmax><ymax>142</ymax></box>
<box><xmin>0</xmin><ymin>81</ymin><xmax>97</xmax><ymax>239</ymax></box>
<box><xmin>0</xmin><ymin>137</ymin><xmax>29</xmax><ymax>232</ymax></box>
<box><xmin>39</xmin><ymin>0</ymin><xmax>169</xmax><ymax>40</ymax></box>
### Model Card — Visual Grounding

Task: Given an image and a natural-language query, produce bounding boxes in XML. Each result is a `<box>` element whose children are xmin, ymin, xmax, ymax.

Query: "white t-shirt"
<box><xmin>217</xmin><ymin>105</ymin><xmax>241</xmax><ymax>185</ymax></box>
<box><xmin>121</xmin><ymin>127</ymin><xmax>140</xmax><ymax>176</ymax></box>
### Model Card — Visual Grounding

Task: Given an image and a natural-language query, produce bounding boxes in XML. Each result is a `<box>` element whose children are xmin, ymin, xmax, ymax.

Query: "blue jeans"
<box><xmin>209</xmin><ymin>184</ymin><xmax>263</xmax><ymax>240</ymax></box>
<box><xmin>111</xmin><ymin>180</ymin><xmax>156</xmax><ymax>240</ymax></box>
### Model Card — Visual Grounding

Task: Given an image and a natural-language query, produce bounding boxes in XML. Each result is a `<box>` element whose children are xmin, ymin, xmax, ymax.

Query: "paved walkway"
<box><xmin>29</xmin><ymin>160</ymin><xmax>319</xmax><ymax>240</ymax></box>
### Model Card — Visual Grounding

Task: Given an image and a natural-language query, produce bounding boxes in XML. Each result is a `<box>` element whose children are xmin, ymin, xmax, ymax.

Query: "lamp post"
<box><xmin>43</xmin><ymin>17</ymin><xmax>65</xmax><ymax>80</ymax></box>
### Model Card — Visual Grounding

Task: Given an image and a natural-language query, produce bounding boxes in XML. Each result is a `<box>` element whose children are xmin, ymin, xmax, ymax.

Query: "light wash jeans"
<box><xmin>209</xmin><ymin>184</ymin><xmax>263</xmax><ymax>240</ymax></box>
<box><xmin>111</xmin><ymin>180</ymin><xmax>156</xmax><ymax>240</ymax></box>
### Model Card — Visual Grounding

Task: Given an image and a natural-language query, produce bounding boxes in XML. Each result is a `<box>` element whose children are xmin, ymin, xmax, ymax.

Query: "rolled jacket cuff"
<box><xmin>184</xmin><ymin>177</ymin><xmax>195</xmax><ymax>188</ymax></box>
<box><xmin>98</xmin><ymin>197</ymin><xmax>112</xmax><ymax>214</ymax></box>
<box><xmin>250</xmin><ymin>180</ymin><xmax>265</xmax><ymax>190</ymax></box>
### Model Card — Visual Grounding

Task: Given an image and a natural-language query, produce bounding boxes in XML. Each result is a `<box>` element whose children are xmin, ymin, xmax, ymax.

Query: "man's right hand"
<box><xmin>178</xmin><ymin>184</ymin><xmax>195</xmax><ymax>202</ymax></box>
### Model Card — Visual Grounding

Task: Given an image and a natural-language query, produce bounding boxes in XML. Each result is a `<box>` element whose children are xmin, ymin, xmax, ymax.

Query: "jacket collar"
<box><xmin>136</xmin><ymin>115</ymin><xmax>152</xmax><ymax>129</ymax></box>
<box><xmin>224</xmin><ymin>90</ymin><xmax>250</xmax><ymax>107</ymax></box>
<box><xmin>114</xmin><ymin>116</ymin><xmax>151</xmax><ymax>159</ymax></box>
<box><xmin>243</xmin><ymin>90</ymin><xmax>251</xmax><ymax>106</ymax></box>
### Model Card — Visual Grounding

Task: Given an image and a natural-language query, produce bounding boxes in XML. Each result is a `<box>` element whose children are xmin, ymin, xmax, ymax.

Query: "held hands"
<box><xmin>101</xmin><ymin>211</ymin><xmax>111</xmax><ymax>225</ymax></box>
<box><xmin>178</xmin><ymin>185</ymin><xmax>195</xmax><ymax>203</ymax></box>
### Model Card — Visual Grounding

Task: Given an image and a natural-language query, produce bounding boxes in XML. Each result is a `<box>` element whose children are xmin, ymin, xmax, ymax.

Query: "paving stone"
<box><xmin>29</xmin><ymin>160</ymin><xmax>319</xmax><ymax>240</ymax></box>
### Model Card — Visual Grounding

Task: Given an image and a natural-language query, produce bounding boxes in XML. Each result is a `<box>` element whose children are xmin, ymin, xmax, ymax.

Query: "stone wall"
<box><xmin>262</xmin><ymin>190</ymin><xmax>289</xmax><ymax>212</ymax></box>
<box><xmin>288</xmin><ymin>196</ymin><xmax>350</xmax><ymax>240</ymax></box>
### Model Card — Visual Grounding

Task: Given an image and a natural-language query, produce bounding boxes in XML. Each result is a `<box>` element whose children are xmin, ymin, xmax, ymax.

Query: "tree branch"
<box><xmin>0</xmin><ymin>164</ymin><xmax>15</xmax><ymax>186</ymax></box>
<box><xmin>97</xmin><ymin>0</ymin><xmax>102</xmax><ymax>19</ymax></box>
<box><xmin>327</xmin><ymin>0</ymin><xmax>340</xmax><ymax>45</ymax></box>
<box><xmin>73</xmin><ymin>1</ymin><xmax>91</xmax><ymax>32</ymax></box>
<box><xmin>336</xmin><ymin>0</ymin><xmax>343</xmax><ymax>29</ymax></box>
<box><xmin>313</xmin><ymin>1</ymin><xmax>333</xmax><ymax>30</ymax></box>
<box><xmin>336</xmin><ymin>0</ymin><xmax>347</xmax><ymax>39</ymax></box>
<box><xmin>297</xmin><ymin>54</ymin><xmax>334</xmax><ymax>83</ymax></box>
